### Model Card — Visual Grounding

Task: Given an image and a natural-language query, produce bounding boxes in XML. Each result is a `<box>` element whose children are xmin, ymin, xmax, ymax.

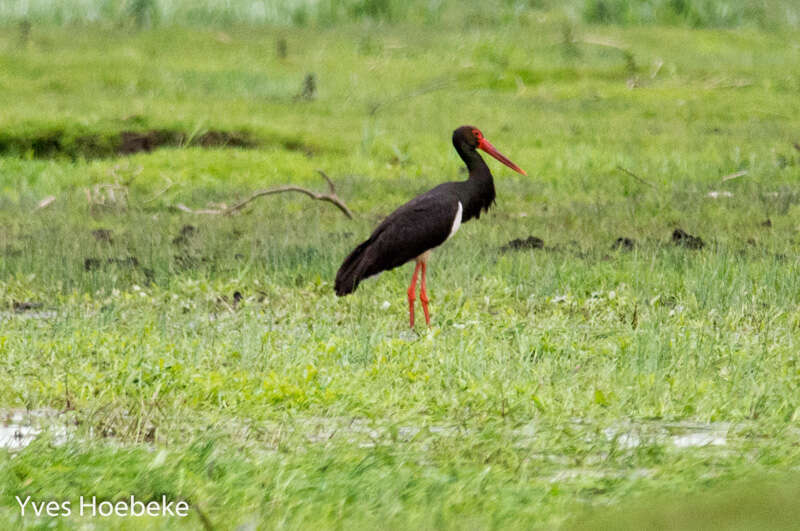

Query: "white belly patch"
<box><xmin>447</xmin><ymin>201</ymin><xmax>463</xmax><ymax>240</ymax></box>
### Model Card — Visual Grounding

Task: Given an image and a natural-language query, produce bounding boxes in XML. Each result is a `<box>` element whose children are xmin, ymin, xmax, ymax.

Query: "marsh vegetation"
<box><xmin>1</xmin><ymin>1</ymin><xmax>800</xmax><ymax>528</ymax></box>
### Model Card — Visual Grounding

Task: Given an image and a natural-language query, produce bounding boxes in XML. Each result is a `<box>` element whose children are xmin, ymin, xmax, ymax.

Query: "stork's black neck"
<box><xmin>453</xmin><ymin>140</ymin><xmax>496</xmax><ymax>221</ymax></box>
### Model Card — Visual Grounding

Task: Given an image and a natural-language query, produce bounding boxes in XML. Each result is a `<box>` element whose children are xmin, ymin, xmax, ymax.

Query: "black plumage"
<box><xmin>334</xmin><ymin>192</ymin><xmax>459</xmax><ymax>295</ymax></box>
<box><xmin>334</xmin><ymin>125</ymin><xmax>526</xmax><ymax>326</ymax></box>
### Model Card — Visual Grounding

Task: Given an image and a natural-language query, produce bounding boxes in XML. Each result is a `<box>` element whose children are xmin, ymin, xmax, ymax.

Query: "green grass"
<box><xmin>1</xmin><ymin>13</ymin><xmax>800</xmax><ymax>530</ymax></box>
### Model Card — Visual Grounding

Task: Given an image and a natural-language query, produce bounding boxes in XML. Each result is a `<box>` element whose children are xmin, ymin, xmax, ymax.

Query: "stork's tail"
<box><xmin>334</xmin><ymin>239</ymin><xmax>373</xmax><ymax>296</ymax></box>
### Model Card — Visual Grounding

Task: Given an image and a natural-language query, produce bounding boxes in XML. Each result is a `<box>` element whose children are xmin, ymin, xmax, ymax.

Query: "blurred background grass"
<box><xmin>1</xmin><ymin>0</ymin><xmax>798</xmax><ymax>29</ymax></box>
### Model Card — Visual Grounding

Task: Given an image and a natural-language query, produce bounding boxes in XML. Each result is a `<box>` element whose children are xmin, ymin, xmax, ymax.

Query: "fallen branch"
<box><xmin>369</xmin><ymin>78</ymin><xmax>453</xmax><ymax>116</ymax></box>
<box><xmin>86</xmin><ymin>183</ymin><xmax>129</xmax><ymax>210</ymax></box>
<box><xmin>721</xmin><ymin>170</ymin><xmax>748</xmax><ymax>182</ymax></box>
<box><xmin>579</xmin><ymin>36</ymin><xmax>627</xmax><ymax>51</ymax></box>
<box><xmin>174</xmin><ymin>170</ymin><xmax>354</xmax><ymax>219</ymax></box>
<box><xmin>650</xmin><ymin>59</ymin><xmax>664</xmax><ymax>79</ymax></box>
<box><xmin>36</xmin><ymin>195</ymin><xmax>56</xmax><ymax>210</ymax></box>
<box><xmin>704</xmin><ymin>77</ymin><xmax>752</xmax><ymax>90</ymax></box>
<box><xmin>616</xmin><ymin>165</ymin><xmax>656</xmax><ymax>189</ymax></box>
<box><xmin>143</xmin><ymin>176</ymin><xmax>176</xmax><ymax>204</ymax></box>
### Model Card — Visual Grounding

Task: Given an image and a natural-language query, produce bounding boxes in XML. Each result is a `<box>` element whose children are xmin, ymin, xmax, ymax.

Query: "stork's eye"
<box><xmin>472</xmin><ymin>129</ymin><xmax>483</xmax><ymax>141</ymax></box>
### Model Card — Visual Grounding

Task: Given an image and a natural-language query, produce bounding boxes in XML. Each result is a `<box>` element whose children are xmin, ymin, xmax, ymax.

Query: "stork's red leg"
<box><xmin>407</xmin><ymin>261</ymin><xmax>422</xmax><ymax>328</ymax></box>
<box><xmin>419</xmin><ymin>260</ymin><xmax>430</xmax><ymax>326</ymax></box>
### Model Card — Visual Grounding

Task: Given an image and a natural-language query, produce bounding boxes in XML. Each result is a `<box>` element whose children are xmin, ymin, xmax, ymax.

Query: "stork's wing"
<box><xmin>335</xmin><ymin>186</ymin><xmax>462</xmax><ymax>295</ymax></box>
<box><xmin>362</xmin><ymin>191</ymin><xmax>461</xmax><ymax>276</ymax></box>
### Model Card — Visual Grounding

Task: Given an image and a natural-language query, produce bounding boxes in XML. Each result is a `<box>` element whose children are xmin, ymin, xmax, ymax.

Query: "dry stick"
<box><xmin>175</xmin><ymin>170</ymin><xmax>354</xmax><ymax>219</ymax></box>
<box><xmin>721</xmin><ymin>170</ymin><xmax>748</xmax><ymax>182</ymax></box>
<box><xmin>616</xmin><ymin>165</ymin><xmax>657</xmax><ymax>189</ymax></box>
<box><xmin>143</xmin><ymin>177</ymin><xmax>175</xmax><ymax>204</ymax></box>
<box><xmin>650</xmin><ymin>59</ymin><xmax>664</xmax><ymax>79</ymax></box>
<box><xmin>174</xmin><ymin>204</ymin><xmax>223</xmax><ymax>215</ymax></box>
<box><xmin>369</xmin><ymin>79</ymin><xmax>453</xmax><ymax>116</ymax></box>
<box><xmin>704</xmin><ymin>78</ymin><xmax>752</xmax><ymax>90</ymax></box>
<box><xmin>579</xmin><ymin>36</ymin><xmax>628</xmax><ymax>51</ymax></box>
<box><xmin>36</xmin><ymin>195</ymin><xmax>56</xmax><ymax>210</ymax></box>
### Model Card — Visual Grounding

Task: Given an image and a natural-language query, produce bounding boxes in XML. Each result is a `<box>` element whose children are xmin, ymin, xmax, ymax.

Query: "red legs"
<box><xmin>419</xmin><ymin>260</ymin><xmax>430</xmax><ymax>326</ymax></box>
<box><xmin>407</xmin><ymin>256</ymin><xmax>432</xmax><ymax>328</ymax></box>
<box><xmin>407</xmin><ymin>261</ymin><xmax>422</xmax><ymax>328</ymax></box>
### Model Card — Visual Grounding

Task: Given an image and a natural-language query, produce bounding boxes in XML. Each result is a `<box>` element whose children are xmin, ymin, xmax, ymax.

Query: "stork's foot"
<box><xmin>419</xmin><ymin>289</ymin><xmax>430</xmax><ymax>327</ymax></box>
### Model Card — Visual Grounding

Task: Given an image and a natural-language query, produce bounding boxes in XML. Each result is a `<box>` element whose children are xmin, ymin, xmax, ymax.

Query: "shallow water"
<box><xmin>0</xmin><ymin>413</ymin><xmax>41</xmax><ymax>450</ymax></box>
<box><xmin>1</xmin><ymin>407</ymin><xmax>736</xmax><ymax>460</ymax></box>
<box><xmin>0</xmin><ymin>409</ymin><xmax>68</xmax><ymax>451</ymax></box>
<box><xmin>604</xmin><ymin>421</ymin><xmax>730</xmax><ymax>449</ymax></box>
<box><xmin>0</xmin><ymin>310</ymin><xmax>57</xmax><ymax>321</ymax></box>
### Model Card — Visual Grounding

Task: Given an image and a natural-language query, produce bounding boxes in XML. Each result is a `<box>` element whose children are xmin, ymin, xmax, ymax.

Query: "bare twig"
<box><xmin>143</xmin><ymin>177</ymin><xmax>176</xmax><ymax>203</ymax></box>
<box><xmin>369</xmin><ymin>78</ymin><xmax>453</xmax><ymax>116</ymax></box>
<box><xmin>650</xmin><ymin>59</ymin><xmax>664</xmax><ymax>79</ymax></box>
<box><xmin>86</xmin><ymin>183</ymin><xmax>129</xmax><ymax>210</ymax></box>
<box><xmin>721</xmin><ymin>170</ymin><xmax>748</xmax><ymax>182</ymax></box>
<box><xmin>109</xmin><ymin>163</ymin><xmax>143</xmax><ymax>186</ymax></box>
<box><xmin>616</xmin><ymin>165</ymin><xmax>656</xmax><ymax>189</ymax></box>
<box><xmin>174</xmin><ymin>170</ymin><xmax>353</xmax><ymax>219</ymax></box>
<box><xmin>579</xmin><ymin>36</ymin><xmax>627</xmax><ymax>51</ymax></box>
<box><xmin>36</xmin><ymin>195</ymin><xmax>56</xmax><ymax>210</ymax></box>
<box><xmin>174</xmin><ymin>203</ymin><xmax>221</xmax><ymax>215</ymax></box>
<box><xmin>704</xmin><ymin>77</ymin><xmax>752</xmax><ymax>90</ymax></box>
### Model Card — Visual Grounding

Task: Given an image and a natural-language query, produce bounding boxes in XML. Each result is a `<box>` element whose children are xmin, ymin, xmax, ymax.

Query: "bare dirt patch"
<box><xmin>117</xmin><ymin>129</ymin><xmax>254</xmax><ymax>155</ymax></box>
<box><xmin>612</xmin><ymin>237</ymin><xmax>636</xmax><ymax>250</ymax></box>
<box><xmin>91</xmin><ymin>229</ymin><xmax>114</xmax><ymax>243</ymax></box>
<box><xmin>0</xmin><ymin>128</ymin><xmax>322</xmax><ymax>159</ymax></box>
<box><xmin>12</xmin><ymin>301</ymin><xmax>43</xmax><ymax>312</ymax></box>
<box><xmin>500</xmin><ymin>236</ymin><xmax>545</xmax><ymax>252</ymax></box>
<box><xmin>672</xmin><ymin>229</ymin><xmax>704</xmax><ymax>250</ymax></box>
<box><xmin>172</xmin><ymin>224</ymin><xmax>198</xmax><ymax>246</ymax></box>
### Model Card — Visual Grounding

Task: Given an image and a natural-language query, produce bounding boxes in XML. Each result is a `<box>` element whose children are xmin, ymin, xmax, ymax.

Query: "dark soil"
<box><xmin>12</xmin><ymin>301</ymin><xmax>43</xmax><ymax>312</ymax></box>
<box><xmin>500</xmin><ymin>236</ymin><xmax>544</xmax><ymax>252</ymax></box>
<box><xmin>172</xmin><ymin>225</ymin><xmax>198</xmax><ymax>246</ymax></box>
<box><xmin>142</xmin><ymin>268</ymin><xmax>155</xmax><ymax>284</ymax></box>
<box><xmin>672</xmin><ymin>229</ymin><xmax>704</xmax><ymax>249</ymax></box>
<box><xmin>179</xmin><ymin>224</ymin><xmax>197</xmax><ymax>236</ymax></box>
<box><xmin>84</xmin><ymin>258</ymin><xmax>101</xmax><ymax>271</ymax></box>
<box><xmin>118</xmin><ymin>129</ymin><xmax>255</xmax><ymax>155</ymax></box>
<box><xmin>91</xmin><ymin>229</ymin><xmax>113</xmax><ymax>243</ymax></box>
<box><xmin>612</xmin><ymin>237</ymin><xmax>636</xmax><ymax>250</ymax></box>
<box><xmin>0</xmin><ymin>128</ymin><xmax>260</xmax><ymax>159</ymax></box>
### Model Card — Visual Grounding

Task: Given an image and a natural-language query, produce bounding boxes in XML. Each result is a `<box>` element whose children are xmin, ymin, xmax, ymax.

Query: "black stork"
<box><xmin>334</xmin><ymin>125</ymin><xmax>526</xmax><ymax>327</ymax></box>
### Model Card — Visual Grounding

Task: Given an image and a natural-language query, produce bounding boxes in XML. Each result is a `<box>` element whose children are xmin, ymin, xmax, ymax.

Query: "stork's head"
<box><xmin>452</xmin><ymin>126</ymin><xmax>526</xmax><ymax>175</ymax></box>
